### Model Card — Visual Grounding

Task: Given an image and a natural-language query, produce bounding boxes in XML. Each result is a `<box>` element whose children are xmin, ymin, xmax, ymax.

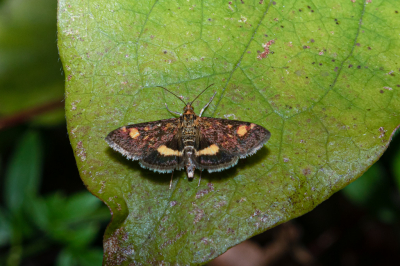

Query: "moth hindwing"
<box><xmin>105</xmin><ymin>84</ymin><xmax>271</xmax><ymax>187</ymax></box>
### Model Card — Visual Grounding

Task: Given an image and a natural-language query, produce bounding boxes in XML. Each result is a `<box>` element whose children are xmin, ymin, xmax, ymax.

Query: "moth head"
<box><xmin>183</xmin><ymin>104</ymin><xmax>195</xmax><ymax>114</ymax></box>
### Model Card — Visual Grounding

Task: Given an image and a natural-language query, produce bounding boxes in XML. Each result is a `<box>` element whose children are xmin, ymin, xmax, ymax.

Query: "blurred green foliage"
<box><xmin>343</xmin><ymin>163</ymin><xmax>397</xmax><ymax>224</ymax></box>
<box><xmin>0</xmin><ymin>130</ymin><xmax>110</xmax><ymax>266</ymax></box>
<box><xmin>343</xmin><ymin>134</ymin><xmax>400</xmax><ymax>224</ymax></box>
<box><xmin>0</xmin><ymin>0</ymin><xmax>65</xmax><ymax>125</ymax></box>
<box><xmin>392</xmin><ymin>145</ymin><xmax>400</xmax><ymax>192</ymax></box>
<box><xmin>0</xmin><ymin>131</ymin><xmax>107</xmax><ymax>265</ymax></box>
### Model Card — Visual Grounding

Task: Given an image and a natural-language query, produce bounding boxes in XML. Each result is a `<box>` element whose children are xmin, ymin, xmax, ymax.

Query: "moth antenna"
<box><xmin>157</xmin><ymin>86</ymin><xmax>186</xmax><ymax>105</ymax></box>
<box><xmin>190</xmin><ymin>83</ymin><xmax>215</xmax><ymax>105</ymax></box>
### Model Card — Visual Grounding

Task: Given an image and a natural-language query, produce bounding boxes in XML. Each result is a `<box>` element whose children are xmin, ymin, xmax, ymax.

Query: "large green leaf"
<box><xmin>58</xmin><ymin>0</ymin><xmax>400</xmax><ymax>265</ymax></box>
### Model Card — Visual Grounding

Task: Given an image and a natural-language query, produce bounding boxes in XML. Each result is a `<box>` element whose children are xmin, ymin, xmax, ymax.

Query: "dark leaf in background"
<box><xmin>56</xmin><ymin>249</ymin><xmax>76</xmax><ymax>266</ymax></box>
<box><xmin>4</xmin><ymin>130</ymin><xmax>42</xmax><ymax>213</ymax></box>
<box><xmin>0</xmin><ymin>207</ymin><xmax>10</xmax><ymax>247</ymax></box>
<box><xmin>392</xmin><ymin>147</ymin><xmax>400</xmax><ymax>191</ymax></box>
<box><xmin>0</xmin><ymin>0</ymin><xmax>65</xmax><ymax>126</ymax></box>
<box><xmin>342</xmin><ymin>164</ymin><xmax>382</xmax><ymax>207</ymax></box>
<box><xmin>343</xmin><ymin>161</ymin><xmax>399</xmax><ymax>224</ymax></box>
<box><xmin>57</xmin><ymin>248</ymin><xmax>103</xmax><ymax>266</ymax></box>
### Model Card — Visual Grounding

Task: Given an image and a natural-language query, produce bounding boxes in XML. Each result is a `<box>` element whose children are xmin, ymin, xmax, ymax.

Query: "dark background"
<box><xmin>0</xmin><ymin>1</ymin><xmax>399</xmax><ymax>265</ymax></box>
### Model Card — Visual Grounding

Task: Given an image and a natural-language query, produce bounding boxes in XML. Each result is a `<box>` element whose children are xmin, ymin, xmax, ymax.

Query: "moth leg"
<box><xmin>165</xmin><ymin>103</ymin><xmax>182</xmax><ymax>116</ymax></box>
<box><xmin>198</xmin><ymin>170</ymin><xmax>202</xmax><ymax>186</ymax></box>
<box><xmin>169</xmin><ymin>171</ymin><xmax>174</xmax><ymax>189</ymax></box>
<box><xmin>199</xmin><ymin>91</ymin><xmax>217</xmax><ymax>117</ymax></box>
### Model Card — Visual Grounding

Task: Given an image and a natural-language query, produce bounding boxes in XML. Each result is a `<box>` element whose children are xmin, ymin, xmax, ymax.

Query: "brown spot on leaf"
<box><xmin>196</xmin><ymin>189</ymin><xmax>210</xmax><ymax>199</ymax></box>
<box><xmin>257</xmin><ymin>40</ymin><xmax>275</xmax><ymax>60</ymax></box>
<box><xmin>160</xmin><ymin>231</ymin><xmax>186</xmax><ymax>249</ymax></box>
<box><xmin>76</xmin><ymin>141</ymin><xmax>86</xmax><ymax>162</ymax></box>
<box><xmin>104</xmin><ymin>228</ymin><xmax>128</xmax><ymax>265</ymax></box>
<box><xmin>196</xmin><ymin>183</ymin><xmax>215</xmax><ymax>199</ymax></box>
<box><xmin>214</xmin><ymin>200</ymin><xmax>227</xmax><ymax>209</ymax></box>
<box><xmin>227</xmin><ymin>228</ymin><xmax>235</xmax><ymax>234</ymax></box>
<box><xmin>71</xmin><ymin>100</ymin><xmax>80</xmax><ymax>110</ymax></box>
<box><xmin>379</xmin><ymin>127</ymin><xmax>386</xmax><ymax>138</ymax></box>
<box><xmin>303</xmin><ymin>168</ymin><xmax>311</xmax><ymax>175</ymax></box>
<box><xmin>192</xmin><ymin>208</ymin><xmax>205</xmax><ymax>224</ymax></box>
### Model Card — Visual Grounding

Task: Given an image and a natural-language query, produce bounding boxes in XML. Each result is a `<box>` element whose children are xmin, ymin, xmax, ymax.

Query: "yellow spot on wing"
<box><xmin>227</xmin><ymin>124</ymin><xmax>233</xmax><ymax>129</ymax></box>
<box><xmin>196</xmin><ymin>144</ymin><xmax>219</xmax><ymax>156</ymax></box>
<box><xmin>157</xmin><ymin>145</ymin><xmax>182</xmax><ymax>156</ymax></box>
<box><xmin>129</xmin><ymin>128</ymin><xmax>140</xmax><ymax>139</ymax></box>
<box><xmin>144</xmin><ymin>126</ymin><xmax>149</xmax><ymax>131</ymax></box>
<box><xmin>121</xmin><ymin>126</ymin><xmax>127</xmax><ymax>133</ymax></box>
<box><xmin>237</xmin><ymin>125</ymin><xmax>247</xmax><ymax>137</ymax></box>
<box><xmin>250</xmin><ymin>123</ymin><xmax>256</xmax><ymax>129</ymax></box>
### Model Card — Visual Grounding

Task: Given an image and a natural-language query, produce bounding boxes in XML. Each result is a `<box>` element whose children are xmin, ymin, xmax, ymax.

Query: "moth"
<box><xmin>105</xmin><ymin>84</ymin><xmax>271</xmax><ymax>188</ymax></box>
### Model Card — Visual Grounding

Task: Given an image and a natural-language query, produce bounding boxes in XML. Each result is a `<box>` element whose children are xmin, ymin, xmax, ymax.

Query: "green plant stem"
<box><xmin>0</xmin><ymin>99</ymin><xmax>64</xmax><ymax>130</ymax></box>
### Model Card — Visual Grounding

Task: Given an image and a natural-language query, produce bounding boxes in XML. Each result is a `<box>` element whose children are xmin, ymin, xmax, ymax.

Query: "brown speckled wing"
<box><xmin>197</xmin><ymin>117</ymin><xmax>270</xmax><ymax>162</ymax></box>
<box><xmin>105</xmin><ymin>118</ymin><xmax>180</xmax><ymax>165</ymax></box>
